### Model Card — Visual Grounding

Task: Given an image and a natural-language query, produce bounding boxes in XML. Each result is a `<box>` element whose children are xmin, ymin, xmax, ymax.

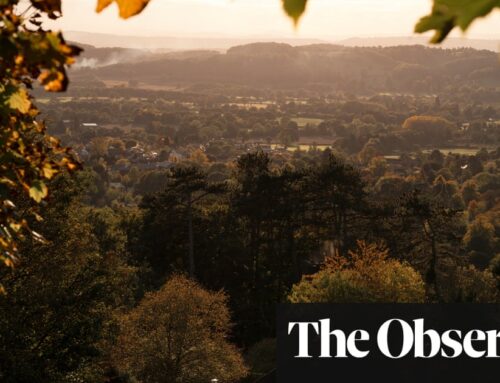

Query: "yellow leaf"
<box><xmin>9</xmin><ymin>222</ymin><xmax>22</xmax><ymax>232</ymax></box>
<box><xmin>42</xmin><ymin>163</ymin><xmax>57</xmax><ymax>179</ymax></box>
<box><xmin>33</xmin><ymin>213</ymin><xmax>44</xmax><ymax>222</ymax></box>
<box><xmin>7</xmin><ymin>88</ymin><xmax>31</xmax><ymax>113</ymax></box>
<box><xmin>29</xmin><ymin>181</ymin><xmax>48</xmax><ymax>203</ymax></box>
<box><xmin>96</xmin><ymin>0</ymin><xmax>150</xmax><ymax>19</ymax></box>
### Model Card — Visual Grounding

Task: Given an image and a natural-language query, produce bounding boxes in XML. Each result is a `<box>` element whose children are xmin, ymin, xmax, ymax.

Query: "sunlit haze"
<box><xmin>47</xmin><ymin>0</ymin><xmax>499</xmax><ymax>40</ymax></box>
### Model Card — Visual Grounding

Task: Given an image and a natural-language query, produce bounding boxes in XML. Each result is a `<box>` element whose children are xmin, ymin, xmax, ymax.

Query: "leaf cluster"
<box><xmin>415</xmin><ymin>0</ymin><xmax>500</xmax><ymax>43</ymax></box>
<box><xmin>0</xmin><ymin>1</ymin><xmax>81</xmax><ymax>271</ymax></box>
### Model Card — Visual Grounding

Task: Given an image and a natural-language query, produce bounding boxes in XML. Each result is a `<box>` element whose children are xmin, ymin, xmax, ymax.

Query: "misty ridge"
<box><xmin>73</xmin><ymin>43</ymin><xmax>152</xmax><ymax>69</ymax></box>
<box><xmin>66</xmin><ymin>31</ymin><xmax>500</xmax><ymax>52</ymax></box>
<box><xmin>71</xmin><ymin>41</ymin><xmax>500</xmax><ymax>94</ymax></box>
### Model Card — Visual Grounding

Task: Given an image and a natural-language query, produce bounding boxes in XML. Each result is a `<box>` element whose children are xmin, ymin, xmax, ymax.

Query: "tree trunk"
<box><xmin>424</xmin><ymin>220</ymin><xmax>441</xmax><ymax>302</ymax></box>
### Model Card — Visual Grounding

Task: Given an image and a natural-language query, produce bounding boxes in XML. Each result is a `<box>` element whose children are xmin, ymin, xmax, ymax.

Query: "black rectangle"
<box><xmin>277</xmin><ymin>304</ymin><xmax>500</xmax><ymax>383</ymax></box>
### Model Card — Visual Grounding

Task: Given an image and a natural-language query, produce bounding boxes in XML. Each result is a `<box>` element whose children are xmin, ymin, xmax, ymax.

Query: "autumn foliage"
<box><xmin>0</xmin><ymin>1</ymin><xmax>81</xmax><ymax>272</ymax></box>
<box><xmin>113</xmin><ymin>275</ymin><xmax>248</xmax><ymax>383</ymax></box>
<box><xmin>289</xmin><ymin>241</ymin><xmax>426</xmax><ymax>303</ymax></box>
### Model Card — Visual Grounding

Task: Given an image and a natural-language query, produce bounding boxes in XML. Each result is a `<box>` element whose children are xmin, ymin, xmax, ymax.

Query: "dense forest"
<box><xmin>1</xmin><ymin>39</ymin><xmax>498</xmax><ymax>382</ymax></box>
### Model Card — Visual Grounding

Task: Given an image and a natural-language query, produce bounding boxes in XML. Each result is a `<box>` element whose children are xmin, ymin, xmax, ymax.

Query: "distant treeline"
<box><xmin>74</xmin><ymin>43</ymin><xmax>500</xmax><ymax>93</ymax></box>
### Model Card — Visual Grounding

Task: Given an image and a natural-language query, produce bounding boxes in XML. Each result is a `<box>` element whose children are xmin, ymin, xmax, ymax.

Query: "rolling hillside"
<box><xmin>72</xmin><ymin>43</ymin><xmax>500</xmax><ymax>93</ymax></box>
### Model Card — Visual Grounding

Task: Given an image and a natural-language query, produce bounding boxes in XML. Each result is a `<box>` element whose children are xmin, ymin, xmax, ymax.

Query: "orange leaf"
<box><xmin>96</xmin><ymin>0</ymin><xmax>150</xmax><ymax>19</ymax></box>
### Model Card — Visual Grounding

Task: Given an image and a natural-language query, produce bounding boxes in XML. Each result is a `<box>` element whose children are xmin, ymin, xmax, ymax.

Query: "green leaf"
<box><xmin>29</xmin><ymin>181</ymin><xmax>48</xmax><ymax>203</ymax></box>
<box><xmin>415</xmin><ymin>0</ymin><xmax>500</xmax><ymax>43</ymax></box>
<box><xmin>282</xmin><ymin>0</ymin><xmax>308</xmax><ymax>25</ymax></box>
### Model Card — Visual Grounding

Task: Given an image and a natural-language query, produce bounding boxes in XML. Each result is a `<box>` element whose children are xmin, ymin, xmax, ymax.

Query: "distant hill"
<box><xmin>65</xmin><ymin>31</ymin><xmax>325</xmax><ymax>51</ymax></box>
<box><xmin>67</xmin><ymin>31</ymin><xmax>499</xmax><ymax>52</ymax></box>
<box><xmin>73</xmin><ymin>43</ymin><xmax>500</xmax><ymax>93</ymax></box>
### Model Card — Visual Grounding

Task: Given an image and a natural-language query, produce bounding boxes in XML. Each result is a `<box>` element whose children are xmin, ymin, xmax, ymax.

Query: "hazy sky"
<box><xmin>46</xmin><ymin>0</ymin><xmax>500</xmax><ymax>39</ymax></box>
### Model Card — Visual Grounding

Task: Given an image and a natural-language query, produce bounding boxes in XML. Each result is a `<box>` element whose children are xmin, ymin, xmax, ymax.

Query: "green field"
<box><xmin>426</xmin><ymin>148</ymin><xmax>482</xmax><ymax>156</ymax></box>
<box><xmin>229</xmin><ymin>102</ymin><xmax>273</xmax><ymax>110</ymax></box>
<box><xmin>271</xmin><ymin>144</ymin><xmax>332</xmax><ymax>152</ymax></box>
<box><xmin>291</xmin><ymin>117</ymin><xmax>324</xmax><ymax>127</ymax></box>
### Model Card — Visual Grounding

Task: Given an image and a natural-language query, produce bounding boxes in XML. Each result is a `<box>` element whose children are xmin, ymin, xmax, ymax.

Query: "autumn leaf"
<box><xmin>282</xmin><ymin>0</ymin><xmax>308</xmax><ymax>25</ymax></box>
<box><xmin>96</xmin><ymin>0</ymin><xmax>150</xmax><ymax>19</ymax></box>
<box><xmin>7</xmin><ymin>88</ymin><xmax>31</xmax><ymax>114</ymax></box>
<box><xmin>29</xmin><ymin>181</ymin><xmax>48</xmax><ymax>203</ymax></box>
<box><xmin>39</xmin><ymin>70</ymin><xmax>66</xmax><ymax>92</ymax></box>
<box><xmin>42</xmin><ymin>163</ymin><xmax>57</xmax><ymax>179</ymax></box>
